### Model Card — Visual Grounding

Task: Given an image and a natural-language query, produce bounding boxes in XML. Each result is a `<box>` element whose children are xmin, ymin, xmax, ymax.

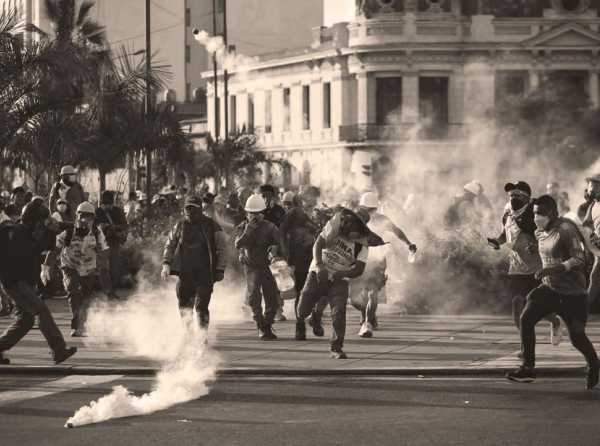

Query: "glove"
<box><xmin>214</xmin><ymin>269</ymin><xmax>225</xmax><ymax>282</ymax></box>
<box><xmin>408</xmin><ymin>243</ymin><xmax>417</xmax><ymax>253</ymax></box>
<box><xmin>487</xmin><ymin>238</ymin><xmax>500</xmax><ymax>250</ymax></box>
<box><xmin>40</xmin><ymin>265</ymin><xmax>52</xmax><ymax>285</ymax></box>
<box><xmin>161</xmin><ymin>264</ymin><xmax>171</xmax><ymax>280</ymax></box>
<box><xmin>535</xmin><ymin>264</ymin><xmax>566</xmax><ymax>281</ymax></box>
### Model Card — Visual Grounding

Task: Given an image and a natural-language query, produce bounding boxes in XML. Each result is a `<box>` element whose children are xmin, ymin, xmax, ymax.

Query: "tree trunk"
<box><xmin>99</xmin><ymin>168</ymin><xmax>107</xmax><ymax>194</ymax></box>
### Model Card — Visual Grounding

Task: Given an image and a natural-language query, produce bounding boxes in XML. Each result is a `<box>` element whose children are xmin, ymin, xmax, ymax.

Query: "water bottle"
<box><xmin>408</xmin><ymin>250</ymin><xmax>417</xmax><ymax>264</ymax></box>
<box><xmin>270</xmin><ymin>259</ymin><xmax>295</xmax><ymax>293</ymax></box>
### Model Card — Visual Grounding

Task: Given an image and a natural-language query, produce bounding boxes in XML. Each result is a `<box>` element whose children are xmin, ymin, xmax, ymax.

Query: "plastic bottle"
<box><xmin>270</xmin><ymin>259</ymin><xmax>295</xmax><ymax>292</ymax></box>
<box><xmin>407</xmin><ymin>250</ymin><xmax>417</xmax><ymax>264</ymax></box>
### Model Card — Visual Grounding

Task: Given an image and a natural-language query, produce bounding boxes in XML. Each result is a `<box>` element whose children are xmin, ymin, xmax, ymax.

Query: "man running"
<box><xmin>506</xmin><ymin>195</ymin><xmax>599</xmax><ymax>389</ymax></box>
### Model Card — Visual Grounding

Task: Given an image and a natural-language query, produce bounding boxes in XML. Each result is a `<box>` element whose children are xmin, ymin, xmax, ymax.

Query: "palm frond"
<box><xmin>76</xmin><ymin>0</ymin><xmax>95</xmax><ymax>27</ymax></box>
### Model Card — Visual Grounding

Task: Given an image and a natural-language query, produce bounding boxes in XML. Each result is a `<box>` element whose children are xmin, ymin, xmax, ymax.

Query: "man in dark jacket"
<box><xmin>0</xmin><ymin>201</ymin><xmax>77</xmax><ymax>365</ymax></box>
<box><xmin>95</xmin><ymin>191</ymin><xmax>128</xmax><ymax>291</ymax></box>
<box><xmin>161</xmin><ymin>196</ymin><xmax>227</xmax><ymax>328</ymax></box>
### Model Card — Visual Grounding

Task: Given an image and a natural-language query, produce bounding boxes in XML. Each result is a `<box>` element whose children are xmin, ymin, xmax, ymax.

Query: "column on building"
<box><xmin>254</xmin><ymin>89</ymin><xmax>266</xmax><ymax>131</ymax></box>
<box><xmin>401</xmin><ymin>73</ymin><xmax>419</xmax><ymax>124</ymax></box>
<box><xmin>332</xmin><ymin>72</ymin><xmax>357</xmax><ymax>138</ymax></box>
<box><xmin>590</xmin><ymin>71</ymin><xmax>599</xmax><ymax>108</ymax></box>
<box><xmin>528</xmin><ymin>70</ymin><xmax>540</xmax><ymax>92</ymax></box>
<box><xmin>356</xmin><ymin>71</ymin><xmax>375</xmax><ymax>125</ymax></box>
<box><xmin>291</xmin><ymin>81</ymin><xmax>303</xmax><ymax>136</ymax></box>
<box><xmin>237</xmin><ymin>90</ymin><xmax>249</xmax><ymax>132</ymax></box>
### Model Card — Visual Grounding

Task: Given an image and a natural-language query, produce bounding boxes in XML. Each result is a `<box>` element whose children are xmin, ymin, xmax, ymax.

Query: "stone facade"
<box><xmin>203</xmin><ymin>0</ymin><xmax>600</xmax><ymax>193</ymax></box>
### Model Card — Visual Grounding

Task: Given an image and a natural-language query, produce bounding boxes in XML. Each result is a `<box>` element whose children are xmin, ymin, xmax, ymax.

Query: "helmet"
<box><xmin>245</xmin><ymin>193</ymin><xmax>267</xmax><ymax>212</ymax></box>
<box><xmin>76</xmin><ymin>201</ymin><xmax>95</xmax><ymax>215</ymax></box>
<box><xmin>359</xmin><ymin>192</ymin><xmax>379</xmax><ymax>209</ymax></box>
<box><xmin>60</xmin><ymin>165</ymin><xmax>76</xmax><ymax>176</ymax></box>
<box><xmin>282</xmin><ymin>191</ymin><xmax>295</xmax><ymax>203</ymax></box>
<box><xmin>184</xmin><ymin>195</ymin><xmax>203</xmax><ymax>208</ymax></box>
<box><xmin>464</xmin><ymin>181</ymin><xmax>482</xmax><ymax>196</ymax></box>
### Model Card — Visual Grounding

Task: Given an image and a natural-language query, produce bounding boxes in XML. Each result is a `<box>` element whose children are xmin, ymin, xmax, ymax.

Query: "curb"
<box><xmin>0</xmin><ymin>365</ymin><xmax>587</xmax><ymax>377</ymax></box>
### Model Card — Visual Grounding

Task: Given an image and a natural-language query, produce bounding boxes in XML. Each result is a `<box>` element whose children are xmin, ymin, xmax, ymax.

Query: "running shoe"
<box><xmin>358</xmin><ymin>322</ymin><xmax>373</xmax><ymax>338</ymax></box>
<box><xmin>587</xmin><ymin>360</ymin><xmax>600</xmax><ymax>390</ymax></box>
<box><xmin>0</xmin><ymin>352</ymin><xmax>9</xmax><ymax>365</ymax></box>
<box><xmin>295</xmin><ymin>321</ymin><xmax>306</xmax><ymax>341</ymax></box>
<box><xmin>53</xmin><ymin>346</ymin><xmax>77</xmax><ymax>365</ymax></box>
<box><xmin>506</xmin><ymin>366</ymin><xmax>536</xmax><ymax>383</ymax></box>
<box><xmin>260</xmin><ymin>326</ymin><xmax>278</xmax><ymax>341</ymax></box>
<box><xmin>308</xmin><ymin>314</ymin><xmax>324</xmax><ymax>337</ymax></box>
<box><xmin>330</xmin><ymin>349</ymin><xmax>348</xmax><ymax>359</ymax></box>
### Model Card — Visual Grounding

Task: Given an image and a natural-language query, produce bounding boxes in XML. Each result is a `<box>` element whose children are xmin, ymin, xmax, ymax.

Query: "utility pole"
<box><xmin>212</xmin><ymin>0</ymin><xmax>219</xmax><ymax>139</ymax></box>
<box><xmin>223</xmin><ymin>0</ymin><xmax>229</xmax><ymax>140</ymax></box>
<box><xmin>145</xmin><ymin>0</ymin><xmax>152</xmax><ymax>220</ymax></box>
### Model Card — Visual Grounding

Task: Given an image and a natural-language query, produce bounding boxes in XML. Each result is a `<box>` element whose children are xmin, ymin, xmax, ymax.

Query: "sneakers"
<box><xmin>358</xmin><ymin>322</ymin><xmax>373</xmax><ymax>338</ymax></box>
<box><xmin>0</xmin><ymin>352</ymin><xmax>9</xmax><ymax>365</ymax></box>
<box><xmin>53</xmin><ymin>346</ymin><xmax>77</xmax><ymax>365</ymax></box>
<box><xmin>308</xmin><ymin>314</ymin><xmax>324</xmax><ymax>337</ymax></box>
<box><xmin>587</xmin><ymin>360</ymin><xmax>600</xmax><ymax>390</ymax></box>
<box><xmin>70</xmin><ymin>329</ymin><xmax>84</xmax><ymax>337</ymax></box>
<box><xmin>330</xmin><ymin>349</ymin><xmax>348</xmax><ymax>359</ymax></box>
<box><xmin>295</xmin><ymin>321</ymin><xmax>306</xmax><ymax>341</ymax></box>
<box><xmin>550</xmin><ymin>322</ymin><xmax>563</xmax><ymax>347</ymax></box>
<box><xmin>506</xmin><ymin>366</ymin><xmax>536</xmax><ymax>383</ymax></box>
<box><xmin>274</xmin><ymin>308</ymin><xmax>287</xmax><ymax>322</ymax></box>
<box><xmin>258</xmin><ymin>324</ymin><xmax>277</xmax><ymax>341</ymax></box>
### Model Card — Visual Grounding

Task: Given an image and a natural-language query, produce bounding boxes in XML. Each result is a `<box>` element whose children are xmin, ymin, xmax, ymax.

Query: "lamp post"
<box><xmin>144</xmin><ymin>0</ymin><xmax>152</xmax><ymax>229</ymax></box>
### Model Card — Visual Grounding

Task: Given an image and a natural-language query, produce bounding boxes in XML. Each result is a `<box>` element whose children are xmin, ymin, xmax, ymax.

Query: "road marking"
<box><xmin>0</xmin><ymin>375</ymin><xmax>123</xmax><ymax>407</ymax></box>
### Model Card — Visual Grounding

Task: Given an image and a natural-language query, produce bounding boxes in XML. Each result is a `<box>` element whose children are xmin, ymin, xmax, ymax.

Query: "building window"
<box><xmin>302</xmin><ymin>85</ymin><xmax>310</xmax><ymax>130</ymax></box>
<box><xmin>185</xmin><ymin>8</ymin><xmax>191</xmax><ymax>27</ymax></box>
<box><xmin>185</xmin><ymin>83</ymin><xmax>191</xmax><ymax>102</ymax></box>
<box><xmin>419</xmin><ymin>77</ymin><xmax>449</xmax><ymax>138</ymax></box>
<box><xmin>230</xmin><ymin>95</ymin><xmax>237</xmax><ymax>133</ymax></box>
<box><xmin>185</xmin><ymin>45</ymin><xmax>191</xmax><ymax>63</ymax></box>
<box><xmin>247</xmin><ymin>93</ymin><xmax>255</xmax><ymax>133</ymax></box>
<box><xmin>283</xmin><ymin>87</ymin><xmax>291</xmax><ymax>131</ymax></box>
<box><xmin>216</xmin><ymin>0</ymin><xmax>225</xmax><ymax>13</ymax></box>
<box><xmin>265</xmin><ymin>90</ymin><xmax>272</xmax><ymax>134</ymax></box>
<box><xmin>495</xmin><ymin>71</ymin><xmax>527</xmax><ymax>107</ymax></box>
<box><xmin>323</xmin><ymin>82</ymin><xmax>331</xmax><ymax>129</ymax></box>
<box><xmin>376</xmin><ymin>77</ymin><xmax>402</xmax><ymax>125</ymax></box>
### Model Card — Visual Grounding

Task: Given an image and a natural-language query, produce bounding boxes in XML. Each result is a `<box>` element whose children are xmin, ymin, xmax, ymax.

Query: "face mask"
<box><xmin>510</xmin><ymin>197</ymin><xmax>527</xmax><ymax>211</ymax></box>
<box><xmin>57</xmin><ymin>205</ymin><xmax>67</xmax><ymax>212</ymax></box>
<box><xmin>534</xmin><ymin>214</ymin><xmax>550</xmax><ymax>230</ymax></box>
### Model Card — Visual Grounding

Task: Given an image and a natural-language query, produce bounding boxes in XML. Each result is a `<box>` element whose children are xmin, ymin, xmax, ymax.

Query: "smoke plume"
<box><xmin>64</xmin><ymin>290</ymin><xmax>221</xmax><ymax>428</ymax></box>
<box><xmin>193</xmin><ymin>29</ymin><xmax>258</xmax><ymax>72</ymax></box>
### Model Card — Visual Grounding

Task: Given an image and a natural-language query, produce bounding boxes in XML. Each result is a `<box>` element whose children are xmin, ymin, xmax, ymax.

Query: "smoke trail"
<box><xmin>193</xmin><ymin>29</ymin><xmax>259</xmax><ymax>72</ymax></box>
<box><xmin>65</xmin><ymin>290</ymin><xmax>221</xmax><ymax>428</ymax></box>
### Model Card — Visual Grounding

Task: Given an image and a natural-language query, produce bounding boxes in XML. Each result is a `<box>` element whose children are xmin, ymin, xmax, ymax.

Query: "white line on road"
<box><xmin>0</xmin><ymin>375</ymin><xmax>123</xmax><ymax>407</ymax></box>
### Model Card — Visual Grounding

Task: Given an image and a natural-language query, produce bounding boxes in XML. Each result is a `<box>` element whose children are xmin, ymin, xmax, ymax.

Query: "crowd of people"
<box><xmin>0</xmin><ymin>164</ymin><xmax>599</xmax><ymax>390</ymax></box>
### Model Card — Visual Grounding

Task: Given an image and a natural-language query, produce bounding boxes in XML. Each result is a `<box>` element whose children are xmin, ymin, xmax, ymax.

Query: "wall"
<box><xmin>323</xmin><ymin>0</ymin><xmax>356</xmax><ymax>26</ymax></box>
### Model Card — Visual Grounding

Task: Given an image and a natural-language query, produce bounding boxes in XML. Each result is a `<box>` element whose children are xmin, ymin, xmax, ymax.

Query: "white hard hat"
<box><xmin>464</xmin><ymin>181</ymin><xmax>482</xmax><ymax>196</ymax></box>
<box><xmin>137</xmin><ymin>191</ymin><xmax>148</xmax><ymax>201</ymax></box>
<box><xmin>359</xmin><ymin>191</ymin><xmax>379</xmax><ymax>209</ymax></box>
<box><xmin>244</xmin><ymin>193</ymin><xmax>267</xmax><ymax>213</ymax></box>
<box><xmin>76</xmin><ymin>201</ymin><xmax>95</xmax><ymax>215</ymax></box>
<box><xmin>60</xmin><ymin>165</ymin><xmax>76</xmax><ymax>176</ymax></box>
<box><xmin>282</xmin><ymin>191</ymin><xmax>295</xmax><ymax>203</ymax></box>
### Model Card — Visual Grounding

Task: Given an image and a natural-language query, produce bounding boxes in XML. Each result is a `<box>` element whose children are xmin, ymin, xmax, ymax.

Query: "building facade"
<box><xmin>204</xmin><ymin>0</ymin><xmax>600</xmax><ymax>192</ymax></box>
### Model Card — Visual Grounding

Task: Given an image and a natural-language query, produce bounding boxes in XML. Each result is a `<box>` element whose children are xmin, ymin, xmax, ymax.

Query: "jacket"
<box><xmin>49</xmin><ymin>181</ymin><xmax>85</xmax><ymax>216</ymax></box>
<box><xmin>95</xmin><ymin>206</ymin><xmax>128</xmax><ymax>246</ymax></box>
<box><xmin>235</xmin><ymin>219</ymin><xmax>281</xmax><ymax>270</ymax></box>
<box><xmin>163</xmin><ymin>216</ymin><xmax>227</xmax><ymax>282</ymax></box>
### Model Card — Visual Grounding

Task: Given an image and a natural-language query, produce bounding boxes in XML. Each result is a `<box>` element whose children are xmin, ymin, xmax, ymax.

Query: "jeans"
<box><xmin>245</xmin><ymin>267</ymin><xmax>279</xmax><ymax>326</ymax></box>
<box><xmin>520</xmin><ymin>285</ymin><xmax>598</xmax><ymax>369</ymax></box>
<box><xmin>0</xmin><ymin>281</ymin><xmax>66</xmax><ymax>354</ymax></box>
<box><xmin>176</xmin><ymin>277</ymin><xmax>213</xmax><ymax>327</ymax></box>
<box><xmin>62</xmin><ymin>268</ymin><xmax>96</xmax><ymax>330</ymax></box>
<box><xmin>297</xmin><ymin>272</ymin><xmax>348</xmax><ymax>351</ymax></box>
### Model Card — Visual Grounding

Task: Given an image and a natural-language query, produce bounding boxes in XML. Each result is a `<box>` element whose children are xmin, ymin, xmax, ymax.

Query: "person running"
<box><xmin>235</xmin><ymin>194</ymin><xmax>283</xmax><ymax>340</ymax></box>
<box><xmin>488</xmin><ymin>181</ymin><xmax>562</xmax><ymax>346</ymax></box>
<box><xmin>42</xmin><ymin>202</ymin><xmax>111</xmax><ymax>337</ymax></box>
<box><xmin>0</xmin><ymin>200</ymin><xmax>77</xmax><ymax>365</ymax></box>
<box><xmin>296</xmin><ymin>208</ymin><xmax>382</xmax><ymax>359</ymax></box>
<box><xmin>48</xmin><ymin>165</ymin><xmax>85</xmax><ymax>216</ymax></box>
<box><xmin>354</xmin><ymin>191</ymin><xmax>417</xmax><ymax>338</ymax></box>
<box><xmin>506</xmin><ymin>195</ymin><xmax>599</xmax><ymax>389</ymax></box>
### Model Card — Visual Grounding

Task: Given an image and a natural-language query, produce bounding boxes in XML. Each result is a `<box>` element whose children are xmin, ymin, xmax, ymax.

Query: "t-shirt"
<box><xmin>309</xmin><ymin>215</ymin><xmax>369</xmax><ymax>275</ymax></box>
<box><xmin>56</xmin><ymin>228</ymin><xmax>109</xmax><ymax>276</ymax></box>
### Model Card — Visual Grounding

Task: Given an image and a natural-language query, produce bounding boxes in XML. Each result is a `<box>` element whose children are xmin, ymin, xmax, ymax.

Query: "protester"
<box><xmin>354</xmin><ymin>191</ymin><xmax>417</xmax><ymax>338</ymax></box>
<box><xmin>445</xmin><ymin>180</ymin><xmax>492</xmax><ymax>229</ymax></box>
<box><xmin>488</xmin><ymin>181</ymin><xmax>562</xmax><ymax>345</ymax></box>
<box><xmin>95</xmin><ymin>191</ymin><xmax>128</xmax><ymax>292</ymax></box>
<box><xmin>0</xmin><ymin>200</ymin><xmax>77</xmax><ymax>364</ymax></box>
<box><xmin>161</xmin><ymin>196</ymin><xmax>227</xmax><ymax>328</ymax></box>
<box><xmin>581</xmin><ymin>174</ymin><xmax>600</xmax><ymax>305</ymax></box>
<box><xmin>506</xmin><ymin>195</ymin><xmax>599</xmax><ymax>389</ymax></box>
<box><xmin>296</xmin><ymin>208</ymin><xmax>382</xmax><ymax>359</ymax></box>
<box><xmin>42</xmin><ymin>201</ymin><xmax>111</xmax><ymax>337</ymax></box>
<box><xmin>10</xmin><ymin>186</ymin><xmax>27</xmax><ymax>214</ymax></box>
<box><xmin>48</xmin><ymin>165</ymin><xmax>85</xmax><ymax>216</ymax></box>
<box><xmin>235</xmin><ymin>194</ymin><xmax>283</xmax><ymax>340</ymax></box>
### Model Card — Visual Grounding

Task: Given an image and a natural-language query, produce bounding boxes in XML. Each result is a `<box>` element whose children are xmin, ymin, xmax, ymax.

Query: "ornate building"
<box><xmin>208</xmin><ymin>0</ymin><xmax>600</xmax><ymax>192</ymax></box>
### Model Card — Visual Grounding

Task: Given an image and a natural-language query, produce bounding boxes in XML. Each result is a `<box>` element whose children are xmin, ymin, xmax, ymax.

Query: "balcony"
<box><xmin>339</xmin><ymin>123</ymin><xmax>462</xmax><ymax>142</ymax></box>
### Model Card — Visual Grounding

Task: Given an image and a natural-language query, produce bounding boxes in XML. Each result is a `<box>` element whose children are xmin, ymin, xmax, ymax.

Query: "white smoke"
<box><xmin>64</xmin><ymin>290</ymin><xmax>221</xmax><ymax>428</ymax></box>
<box><xmin>192</xmin><ymin>29</ymin><xmax>258</xmax><ymax>72</ymax></box>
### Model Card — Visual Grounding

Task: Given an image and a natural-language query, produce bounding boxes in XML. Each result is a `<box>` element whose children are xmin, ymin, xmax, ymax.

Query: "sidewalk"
<box><xmin>0</xmin><ymin>299</ymin><xmax>598</xmax><ymax>376</ymax></box>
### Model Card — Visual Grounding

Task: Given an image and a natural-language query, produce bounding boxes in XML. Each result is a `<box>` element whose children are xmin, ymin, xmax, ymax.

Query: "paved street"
<box><xmin>1</xmin><ymin>298</ymin><xmax>598</xmax><ymax>373</ymax></box>
<box><xmin>1</xmin><ymin>375</ymin><xmax>600</xmax><ymax>445</ymax></box>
